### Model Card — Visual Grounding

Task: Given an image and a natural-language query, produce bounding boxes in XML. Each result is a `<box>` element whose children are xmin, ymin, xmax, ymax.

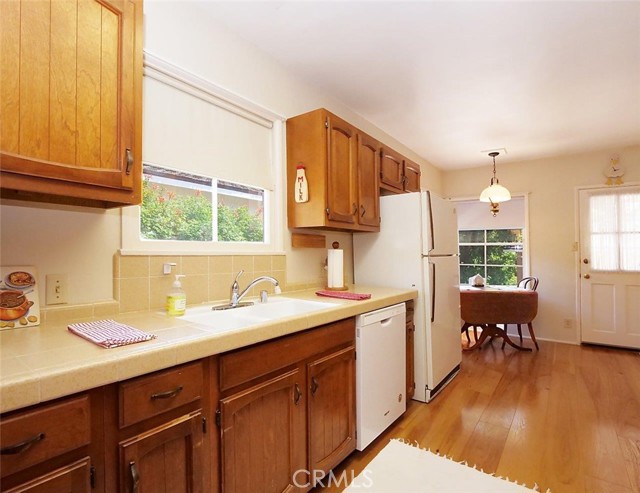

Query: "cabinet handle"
<box><xmin>360</xmin><ymin>205</ymin><xmax>366</xmax><ymax>217</ymax></box>
<box><xmin>310</xmin><ymin>377</ymin><xmax>319</xmax><ymax>396</ymax></box>
<box><xmin>125</xmin><ymin>148</ymin><xmax>134</xmax><ymax>175</ymax></box>
<box><xmin>0</xmin><ymin>432</ymin><xmax>45</xmax><ymax>455</ymax></box>
<box><xmin>150</xmin><ymin>385</ymin><xmax>183</xmax><ymax>400</ymax></box>
<box><xmin>352</xmin><ymin>203</ymin><xmax>358</xmax><ymax>215</ymax></box>
<box><xmin>129</xmin><ymin>461</ymin><xmax>140</xmax><ymax>493</ymax></box>
<box><xmin>325</xmin><ymin>208</ymin><xmax>330</xmax><ymax>216</ymax></box>
<box><xmin>294</xmin><ymin>383</ymin><xmax>302</xmax><ymax>405</ymax></box>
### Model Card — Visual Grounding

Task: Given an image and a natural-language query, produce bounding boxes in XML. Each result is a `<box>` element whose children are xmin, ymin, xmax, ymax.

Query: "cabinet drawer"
<box><xmin>0</xmin><ymin>395</ymin><xmax>90</xmax><ymax>477</ymax></box>
<box><xmin>119</xmin><ymin>361</ymin><xmax>203</xmax><ymax>428</ymax></box>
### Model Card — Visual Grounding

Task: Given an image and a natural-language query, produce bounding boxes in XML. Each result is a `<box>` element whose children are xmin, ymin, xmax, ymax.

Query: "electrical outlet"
<box><xmin>563</xmin><ymin>318</ymin><xmax>573</xmax><ymax>329</ymax></box>
<box><xmin>46</xmin><ymin>274</ymin><xmax>68</xmax><ymax>305</ymax></box>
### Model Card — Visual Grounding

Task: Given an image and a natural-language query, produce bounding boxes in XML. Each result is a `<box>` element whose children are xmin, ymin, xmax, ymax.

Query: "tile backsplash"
<box><xmin>39</xmin><ymin>253</ymin><xmax>326</xmax><ymax>322</ymax></box>
<box><xmin>114</xmin><ymin>253</ymin><xmax>321</xmax><ymax>314</ymax></box>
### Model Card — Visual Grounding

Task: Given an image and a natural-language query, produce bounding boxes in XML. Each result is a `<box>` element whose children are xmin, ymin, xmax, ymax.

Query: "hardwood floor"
<box><xmin>313</xmin><ymin>340</ymin><xmax>640</xmax><ymax>492</ymax></box>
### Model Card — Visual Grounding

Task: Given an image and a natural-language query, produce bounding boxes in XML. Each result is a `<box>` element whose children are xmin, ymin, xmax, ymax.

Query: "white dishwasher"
<box><xmin>356</xmin><ymin>302</ymin><xmax>406</xmax><ymax>451</ymax></box>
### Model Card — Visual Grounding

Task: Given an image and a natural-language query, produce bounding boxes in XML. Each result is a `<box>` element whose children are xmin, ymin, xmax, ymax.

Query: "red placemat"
<box><xmin>315</xmin><ymin>290</ymin><xmax>371</xmax><ymax>300</ymax></box>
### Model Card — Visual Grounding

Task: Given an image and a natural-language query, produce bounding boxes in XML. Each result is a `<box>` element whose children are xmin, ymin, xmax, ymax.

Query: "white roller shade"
<box><xmin>143</xmin><ymin>76</ymin><xmax>274</xmax><ymax>190</ymax></box>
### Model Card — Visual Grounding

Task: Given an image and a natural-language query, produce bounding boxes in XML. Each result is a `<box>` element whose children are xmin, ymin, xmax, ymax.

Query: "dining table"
<box><xmin>460</xmin><ymin>285</ymin><xmax>539</xmax><ymax>351</ymax></box>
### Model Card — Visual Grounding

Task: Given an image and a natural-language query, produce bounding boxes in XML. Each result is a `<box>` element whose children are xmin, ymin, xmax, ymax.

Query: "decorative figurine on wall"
<box><xmin>604</xmin><ymin>155</ymin><xmax>625</xmax><ymax>185</ymax></box>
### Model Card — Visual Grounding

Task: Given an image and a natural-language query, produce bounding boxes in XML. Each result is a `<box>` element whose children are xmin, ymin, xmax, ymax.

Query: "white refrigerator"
<box><xmin>354</xmin><ymin>191</ymin><xmax>461</xmax><ymax>403</ymax></box>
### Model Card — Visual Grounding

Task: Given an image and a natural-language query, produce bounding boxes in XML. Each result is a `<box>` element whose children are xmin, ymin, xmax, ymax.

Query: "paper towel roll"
<box><xmin>327</xmin><ymin>249</ymin><xmax>344</xmax><ymax>288</ymax></box>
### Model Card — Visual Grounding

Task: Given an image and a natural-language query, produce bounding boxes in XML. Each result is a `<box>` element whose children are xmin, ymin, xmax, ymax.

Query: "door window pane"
<box><xmin>589</xmin><ymin>190</ymin><xmax>640</xmax><ymax>272</ymax></box>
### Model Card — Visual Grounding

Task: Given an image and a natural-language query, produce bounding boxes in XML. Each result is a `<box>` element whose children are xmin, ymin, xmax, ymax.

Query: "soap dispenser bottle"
<box><xmin>166</xmin><ymin>275</ymin><xmax>186</xmax><ymax>316</ymax></box>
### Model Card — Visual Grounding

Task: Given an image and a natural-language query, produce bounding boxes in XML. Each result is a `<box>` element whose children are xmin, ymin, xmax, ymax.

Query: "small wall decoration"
<box><xmin>0</xmin><ymin>266</ymin><xmax>41</xmax><ymax>329</ymax></box>
<box><xmin>604</xmin><ymin>155</ymin><xmax>625</xmax><ymax>185</ymax></box>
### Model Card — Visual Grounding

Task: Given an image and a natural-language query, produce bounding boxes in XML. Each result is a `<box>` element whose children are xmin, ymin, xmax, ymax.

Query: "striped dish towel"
<box><xmin>68</xmin><ymin>320</ymin><xmax>156</xmax><ymax>348</ymax></box>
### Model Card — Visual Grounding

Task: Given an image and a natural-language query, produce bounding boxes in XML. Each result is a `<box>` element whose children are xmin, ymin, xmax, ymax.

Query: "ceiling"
<box><xmin>198</xmin><ymin>1</ymin><xmax>640</xmax><ymax>170</ymax></box>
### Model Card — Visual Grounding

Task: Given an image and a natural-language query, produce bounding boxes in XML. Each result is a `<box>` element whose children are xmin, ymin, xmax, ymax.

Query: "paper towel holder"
<box><xmin>325</xmin><ymin>241</ymin><xmax>348</xmax><ymax>291</ymax></box>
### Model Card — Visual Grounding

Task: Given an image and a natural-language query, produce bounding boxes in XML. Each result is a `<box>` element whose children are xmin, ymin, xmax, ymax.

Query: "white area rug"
<box><xmin>344</xmin><ymin>439</ymin><xmax>547</xmax><ymax>492</ymax></box>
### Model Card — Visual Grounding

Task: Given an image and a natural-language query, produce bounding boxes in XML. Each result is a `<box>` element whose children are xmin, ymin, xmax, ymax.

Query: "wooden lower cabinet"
<box><xmin>218</xmin><ymin>319</ymin><xmax>356</xmax><ymax>493</ymax></box>
<box><xmin>307</xmin><ymin>347</ymin><xmax>356</xmax><ymax>478</ymax></box>
<box><xmin>219</xmin><ymin>369</ymin><xmax>306</xmax><ymax>493</ymax></box>
<box><xmin>118</xmin><ymin>411</ymin><xmax>204</xmax><ymax>493</ymax></box>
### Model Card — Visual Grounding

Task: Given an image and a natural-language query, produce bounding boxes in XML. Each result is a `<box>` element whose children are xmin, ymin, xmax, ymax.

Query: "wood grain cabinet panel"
<box><xmin>219</xmin><ymin>369</ymin><xmax>306</xmax><ymax>493</ymax></box>
<box><xmin>119</xmin><ymin>411</ymin><xmax>205</xmax><ymax>493</ymax></box>
<box><xmin>0</xmin><ymin>0</ymin><xmax>143</xmax><ymax>208</ymax></box>
<box><xmin>307</xmin><ymin>346</ymin><xmax>356</xmax><ymax>479</ymax></box>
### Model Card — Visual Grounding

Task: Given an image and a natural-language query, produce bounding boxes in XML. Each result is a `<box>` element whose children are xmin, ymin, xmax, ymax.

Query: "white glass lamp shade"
<box><xmin>479</xmin><ymin>183</ymin><xmax>511</xmax><ymax>203</ymax></box>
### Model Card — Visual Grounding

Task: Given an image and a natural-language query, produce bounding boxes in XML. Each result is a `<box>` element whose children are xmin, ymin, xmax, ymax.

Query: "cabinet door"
<box><xmin>356</xmin><ymin>134</ymin><xmax>380</xmax><ymax>229</ymax></box>
<box><xmin>220</xmin><ymin>369</ymin><xmax>306</xmax><ymax>493</ymax></box>
<box><xmin>403</xmin><ymin>160</ymin><xmax>421</xmax><ymax>192</ymax></box>
<box><xmin>379</xmin><ymin>147</ymin><xmax>404</xmax><ymax>192</ymax></box>
<box><xmin>307</xmin><ymin>346</ymin><xmax>356</xmax><ymax>478</ymax></box>
<box><xmin>0</xmin><ymin>0</ymin><xmax>141</xmax><ymax>205</ymax></box>
<box><xmin>119</xmin><ymin>411</ymin><xmax>204</xmax><ymax>493</ymax></box>
<box><xmin>326</xmin><ymin>115</ymin><xmax>357</xmax><ymax>225</ymax></box>
<box><xmin>3</xmin><ymin>457</ymin><xmax>91</xmax><ymax>493</ymax></box>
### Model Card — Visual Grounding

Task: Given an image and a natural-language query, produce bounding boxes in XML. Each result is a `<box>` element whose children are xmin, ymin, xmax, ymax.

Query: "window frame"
<box><xmin>121</xmin><ymin>52</ymin><xmax>285</xmax><ymax>255</ymax></box>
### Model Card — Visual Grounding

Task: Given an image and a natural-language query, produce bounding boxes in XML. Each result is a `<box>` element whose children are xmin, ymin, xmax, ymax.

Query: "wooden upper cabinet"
<box><xmin>286</xmin><ymin>109</ymin><xmax>379</xmax><ymax>232</ymax></box>
<box><xmin>0</xmin><ymin>0</ymin><xmax>143</xmax><ymax>208</ymax></box>
<box><xmin>356</xmin><ymin>133</ymin><xmax>380</xmax><ymax>228</ymax></box>
<box><xmin>403</xmin><ymin>159</ymin><xmax>421</xmax><ymax>192</ymax></box>
<box><xmin>379</xmin><ymin>146</ymin><xmax>405</xmax><ymax>192</ymax></box>
<box><xmin>380</xmin><ymin>147</ymin><xmax>422</xmax><ymax>195</ymax></box>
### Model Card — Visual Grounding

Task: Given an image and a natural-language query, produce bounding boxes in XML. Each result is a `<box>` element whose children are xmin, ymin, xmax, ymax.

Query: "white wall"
<box><xmin>0</xmin><ymin>1</ymin><xmax>442</xmax><ymax>305</ymax></box>
<box><xmin>443</xmin><ymin>144</ymin><xmax>640</xmax><ymax>344</ymax></box>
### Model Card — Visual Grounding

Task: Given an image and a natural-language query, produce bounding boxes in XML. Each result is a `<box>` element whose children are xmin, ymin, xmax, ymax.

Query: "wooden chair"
<box><xmin>503</xmin><ymin>277</ymin><xmax>540</xmax><ymax>350</ymax></box>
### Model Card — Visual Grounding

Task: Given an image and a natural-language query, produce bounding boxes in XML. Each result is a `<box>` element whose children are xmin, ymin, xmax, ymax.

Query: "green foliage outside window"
<box><xmin>218</xmin><ymin>202</ymin><xmax>264</xmax><ymax>242</ymax></box>
<box><xmin>141</xmin><ymin>178</ymin><xmax>213</xmax><ymax>241</ymax></box>
<box><xmin>141</xmin><ymin>178</ymin><xmax>264</xmax><ymax>243</ymax></box>
<box><xmin>459</xmin><ymin>229</ymin><xmax>523</xmax><ymax>286</ymax></box>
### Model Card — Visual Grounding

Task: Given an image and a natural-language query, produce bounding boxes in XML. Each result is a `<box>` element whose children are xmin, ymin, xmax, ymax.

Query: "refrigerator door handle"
<box><xmin>430</xmin><ymin>262</ymin><xmax>436</xmax><ymax>323</ymax></box>
<box><xmin>427</xmin><ymin>191</ymin><xmax>435</xmax><ymax>253</ymax></box>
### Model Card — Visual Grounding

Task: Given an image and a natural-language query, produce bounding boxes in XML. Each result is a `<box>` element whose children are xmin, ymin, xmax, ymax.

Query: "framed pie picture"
<box><xmin>0</xmin><ymin>266</ymin><xmax>41</xmax><ymax>329</ymax></box>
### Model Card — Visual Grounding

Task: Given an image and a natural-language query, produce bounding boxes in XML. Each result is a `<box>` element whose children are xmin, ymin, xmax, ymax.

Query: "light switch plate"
<box><xmin>46</xmin><ymin>274</ymin><xmax>68</xmax><ymax>305</ymax></box>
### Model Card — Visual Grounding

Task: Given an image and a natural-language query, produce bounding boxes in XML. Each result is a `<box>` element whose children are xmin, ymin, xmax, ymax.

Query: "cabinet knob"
<box><xmin>352</xmin><ymin>203</ymin><xmax>358</xmax><ymax>215</ymax></box>
<box><xmin>310</xmin><ymin>377</ymin><xmax>319</xmax><ymax>395</ymax></box>
<box><xmin>360</xmin><ymin>205</ymin><xmax>366</xmax><ymax>217</ymax></box>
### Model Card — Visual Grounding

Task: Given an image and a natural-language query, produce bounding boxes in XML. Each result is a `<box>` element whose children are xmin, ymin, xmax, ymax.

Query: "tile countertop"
<box><xmin>0</xmin><ymin>285</ymin><xmax>417</xmax><ymax>414</ymax></box>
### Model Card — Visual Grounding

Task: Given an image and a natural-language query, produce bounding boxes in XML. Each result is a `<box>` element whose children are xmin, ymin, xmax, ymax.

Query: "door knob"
<box><xmin>584</xmin><ymin>274</ymin><xmax>591</xmax><ymax>279</ymax></box>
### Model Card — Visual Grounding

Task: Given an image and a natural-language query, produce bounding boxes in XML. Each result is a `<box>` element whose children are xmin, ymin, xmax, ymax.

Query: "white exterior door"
<box><xmin>579</xmin><ymin>186</ymin><xmax>640</xmax><ymax>349</ymax></box>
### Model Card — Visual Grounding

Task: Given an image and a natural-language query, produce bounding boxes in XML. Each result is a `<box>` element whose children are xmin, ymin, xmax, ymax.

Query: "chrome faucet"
<box><xmin>230</xmin><ymin>270</ymin><xmax>281</xmax><ymax>307</ymax></box>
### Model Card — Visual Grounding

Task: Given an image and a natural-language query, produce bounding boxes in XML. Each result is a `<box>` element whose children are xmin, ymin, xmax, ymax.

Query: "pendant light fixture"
<box><xmin>479</xmin><ymin>151</ymin><xmax>511</xmax><ymax>216</ymax></box>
